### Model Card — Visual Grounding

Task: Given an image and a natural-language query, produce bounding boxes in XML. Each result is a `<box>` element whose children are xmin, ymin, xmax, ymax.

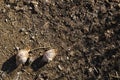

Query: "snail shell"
<box><xmin>16</xmin><ymin>48</ymin><xmax>30</xmax><ymax>66</ymax></box>
<box><xmin>42</xmin><ymin>49</ymin><xmax>58</xmax><ymax>62</ymax></box>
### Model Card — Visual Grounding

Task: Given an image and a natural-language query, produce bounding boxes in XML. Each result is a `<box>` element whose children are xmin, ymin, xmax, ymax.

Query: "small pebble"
<box><xmin>58</xmin><ymin>65</ymin><xmax>63</xmax><ymax>71</ymax></box>
<box><xmin>31</xmin><ymin>1</ymin><xmax>38</xmax><ymax>5</ymax></box>
<box><xmin>1</xmin><ymin>72</ymin><xmax>6</xmax><ymax>78</ymax></box>
<box><xmin>19</xmin><ymin>28</ymin><xmax>26</xmax><ymax>32</ymax></box>
<box><xmin>31</xmin><ymin>1</ymin><xmax>39</xmax><ymax>13</ymax></box>
<box><xmin>31</xmin><ymin>36</ymin><xmax>35</xmax><ymax>40</ymax></box>
<box><xmin>25</xmin><ymin>32</ymin><xmax>29</xmax><ymax>35</ymax></box>
<box><xmin>15</xmin><ymin>46</ymin><xmax>20</xmax><ymax>51</ymax></box>
<box><xmin>69</xmin><ymin>51</ymin><xmax>74</xmax><ymax>56</ymax></box>
<box><xmin>38</xmin><ymin>74</ymin><xmax>44</xmax><ymax>80</ymax></box>
<box><xmin>45</xmin><ymin>0</ymin><xmax>51</xmax><ymax>3</ymax></box>
<box><xmin>88</xmin><ymin>67</ymin><xmax>93</xmax><ymax>72</ymax></box>
<box><xmin>6</xmin><ymin>4</ymin><xmax>10</xmax><ymax>8</ymax></box>
<box><xmin>66</xmin><ymin>56</ymin><xmax>69</xmax><ymax>60</ymax></box>
<box><xmin>118</xmin><ymin>4</ymin><xmax>120</xmax><ymax>8</ymax></box>
<box><xmin>40</xmin><ymin>78</ymin><xmax>44</xmax><ymax>80</ymax></box>
<box><xmin>5</xmin><ymin>19</ymin><xmax>8</xmax><ymax>22</ymax></box>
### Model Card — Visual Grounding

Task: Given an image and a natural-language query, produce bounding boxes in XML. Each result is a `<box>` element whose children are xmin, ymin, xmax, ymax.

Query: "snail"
<box><xmin>42</xmin><ymin>49</ymin><xmax>58</xmax><ymax>63</ymax></box>
<box><xmin>16</xmin><ymin>48</ymin><xmax>30</xmax><ymax>66</ymax></box>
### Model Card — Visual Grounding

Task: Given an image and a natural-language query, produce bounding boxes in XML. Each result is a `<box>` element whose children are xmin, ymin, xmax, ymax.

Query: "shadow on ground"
<box><xmin>31</xmin><ymin>56</ymin><xmax>47</xmax><ymax>71</ymax></box>
<box><xmin>1</xmin><ymin>55</ymin><xmax>17</xmax><ymax>74</ymax></box>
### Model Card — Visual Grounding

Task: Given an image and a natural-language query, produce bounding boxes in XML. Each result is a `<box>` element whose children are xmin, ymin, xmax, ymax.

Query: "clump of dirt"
<box><xmin>0</xmin><ymin>0</ymin><xmax>120</xmax><ymax>80</ymax></box>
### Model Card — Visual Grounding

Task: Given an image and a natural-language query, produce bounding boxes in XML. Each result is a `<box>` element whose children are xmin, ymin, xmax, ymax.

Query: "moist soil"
<box><xmin>0</xmin><ymin>0</ymin><xmax>120</xmax><ymax>80</ymax></box>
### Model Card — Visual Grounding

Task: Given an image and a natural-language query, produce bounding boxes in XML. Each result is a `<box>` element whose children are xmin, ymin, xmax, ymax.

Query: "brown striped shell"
<box><xmin>16</xmin><ymin>48</ymin><xmax>30</xmax><ymax>66</ymax></box>
<box><xmin>42</xmin><ymin>49</ymin><xmax>58</xmax><ymax>62</ymax></box>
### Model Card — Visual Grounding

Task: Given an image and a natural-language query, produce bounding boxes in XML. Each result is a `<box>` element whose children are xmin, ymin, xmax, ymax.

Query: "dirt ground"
<box><xmin>0</xmin><ymin>0</ymin><xmax>120</xmax><ymax>80</ymax></box>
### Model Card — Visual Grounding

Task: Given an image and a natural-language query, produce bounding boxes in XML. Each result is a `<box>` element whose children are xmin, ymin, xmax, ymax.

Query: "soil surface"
<box><xmin>0</xmin><ymin>0</ymin><xmax>120</xmax><ymax>80</ymax></box>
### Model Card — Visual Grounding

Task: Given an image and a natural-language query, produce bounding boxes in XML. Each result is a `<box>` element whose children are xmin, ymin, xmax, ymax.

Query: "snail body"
<box><xmin>16</xmin><ymin>48</ymin><xmax>30</xmax><ymax>66</ymax></box>
<box><xmin>42</xmin><ymin>49</ymin><xmax>58</xmax><ymax>62</ymax></box>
